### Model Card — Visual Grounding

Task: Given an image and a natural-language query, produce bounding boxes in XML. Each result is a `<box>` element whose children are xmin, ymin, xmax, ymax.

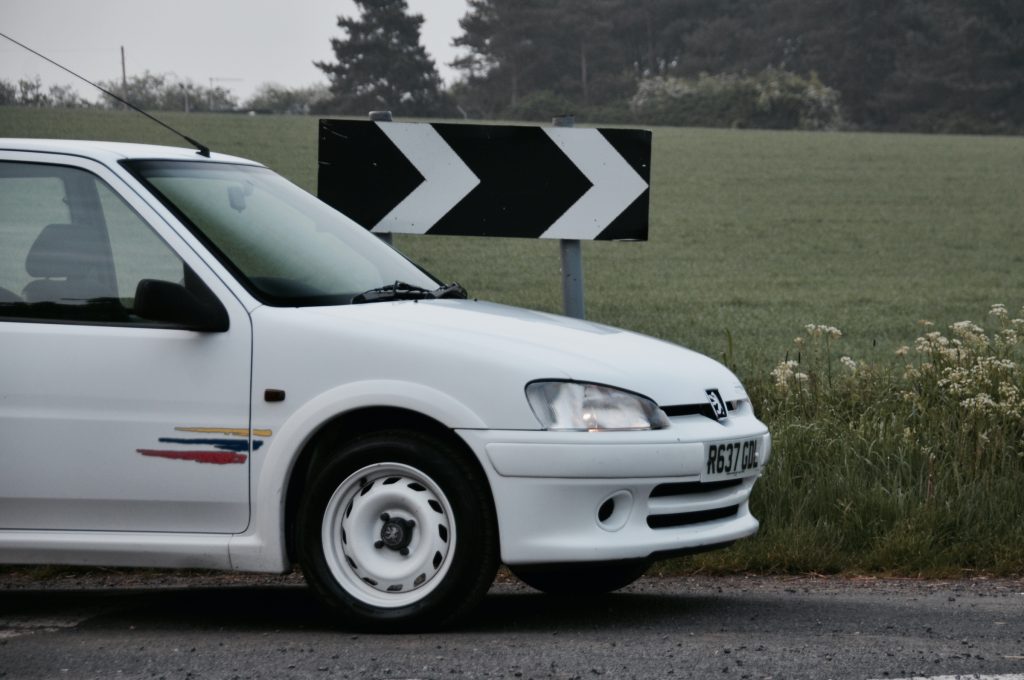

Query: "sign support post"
<box><xmin>553</xmin><ymin>115</ymin><xmax>585</xmax><ymax>319</ymax></box>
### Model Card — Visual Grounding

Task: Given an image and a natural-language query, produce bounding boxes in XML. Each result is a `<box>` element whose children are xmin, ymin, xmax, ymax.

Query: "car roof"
<box><xmin>0</xmin><ymin>138</ymin><xmax>261</xmax><ymax>166</ymax></box>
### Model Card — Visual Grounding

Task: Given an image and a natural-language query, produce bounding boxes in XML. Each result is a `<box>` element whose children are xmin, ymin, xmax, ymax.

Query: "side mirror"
<box><xmin>134</xmin><ymin>279</ymin><xmax>230</xmax><ymax>332</ymax></box>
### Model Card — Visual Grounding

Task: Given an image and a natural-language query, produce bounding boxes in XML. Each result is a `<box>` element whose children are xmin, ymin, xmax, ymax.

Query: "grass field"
<box><xmin>3</xmin><ymin>107</ymin><xmax>1022</xmax><ymax>576</ymax></box>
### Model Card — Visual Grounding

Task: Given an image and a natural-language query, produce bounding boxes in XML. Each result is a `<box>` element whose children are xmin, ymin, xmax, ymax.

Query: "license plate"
<box><xmin>702</xmin><ymin>437</ymin><xmax>760</xmax><ymax>482</ymax></box>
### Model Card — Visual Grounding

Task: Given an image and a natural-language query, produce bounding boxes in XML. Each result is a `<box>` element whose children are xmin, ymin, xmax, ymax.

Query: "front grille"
<box><xmin>662</xmin><ymin>401</ymin><xmax>739</xmax><ymax>421</ymax></box>
<box><xmin>646</xmin><ymin>477</ymin><xmax>745</xmax><ymax>530</ymax></box>
<box><xmin>647</xmin><ymin>504</ymin><xmax>739</xmax><ymax>529</ymax></box>
<box><xmin>650</xmin><ymin>479</ymin><xmax>743</xmax><ymax>497</ymax></box>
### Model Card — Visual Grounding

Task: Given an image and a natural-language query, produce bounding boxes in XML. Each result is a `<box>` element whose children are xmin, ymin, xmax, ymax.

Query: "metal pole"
<box><xmin>553</xmin><ymin>114</ymin><xmax>585</xmax><ymax>319</ymax></box>
<box><xmin>120</xmin><ymin>46</ymin><xmax>127</xmax><ymax>111</ymax></box>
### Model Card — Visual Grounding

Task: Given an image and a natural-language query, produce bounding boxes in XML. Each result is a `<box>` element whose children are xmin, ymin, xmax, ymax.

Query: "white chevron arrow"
<box><xmin>371</xmin><ymin>123</ymin><xmax>480</xmax><ymax>234</ymax></box>
<box><xmin>539</xmin><ymin>128</ymin><xmax>649</xmax><ymax>240</ymax></box>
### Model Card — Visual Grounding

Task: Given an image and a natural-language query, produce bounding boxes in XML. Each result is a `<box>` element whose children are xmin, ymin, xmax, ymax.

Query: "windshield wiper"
<box><xmin>432</xmin><ymin>282</ymin><xmax>469</xmax><ymax>299</ymax></box>
<box><xmin>351</xmin><ymin>281</ymin><xmax>468</xmax><ymax>304</ymax></box>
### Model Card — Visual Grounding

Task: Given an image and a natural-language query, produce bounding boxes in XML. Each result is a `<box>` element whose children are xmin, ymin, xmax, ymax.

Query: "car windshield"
<box><xmin>124</xmin><ymin>159</ymin><xmax>440</xmax><ymax>306</ymax></box>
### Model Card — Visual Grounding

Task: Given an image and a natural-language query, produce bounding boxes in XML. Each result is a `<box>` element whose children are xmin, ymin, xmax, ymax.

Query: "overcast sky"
<box><xmin>0</xmin><ymin>0</ymin><xmax>468</xmax><ymax>102</ymax></box>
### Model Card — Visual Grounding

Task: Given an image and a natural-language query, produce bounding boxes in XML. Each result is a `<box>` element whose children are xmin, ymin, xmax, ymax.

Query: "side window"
<box><xmin>99</xmin><ymin>180</ymin><xmax>184</xmax><ymax>302</ymax></box>
<box><xmin>0</xmin><ymin>161</ymin><xmax>185</xmax><ymax>324</ymax></box>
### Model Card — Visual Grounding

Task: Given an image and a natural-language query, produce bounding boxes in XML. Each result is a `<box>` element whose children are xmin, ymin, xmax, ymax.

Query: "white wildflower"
<box><xmin>950</xmin><ymin>320</ymin><xmax>984</xmax><ymax>337</ymax></box>
<box><xmin>903</xmin><ymin>367</ymin><xmax>920</xmax><ymax>381</ymax></box>
<box><xmin>995</xmin><ymin>329</ymin><xmax>1019</xmax><ymax>349</ymax></box>
<box><xmin>915</xmin><ymin>332</ymin><xmax>950</xmax><ymax>355</ymax></box>
<box><xmin>771</xmin><ymin>360</ymin><xmax>799</xmax><ymax>388</ymax></box>
<box><xmin>976</xmin><ymin>357</ymin><xmax>1016</xmax><ymax>373</ymax></box>
<box><xmin>961</xmin><ymin>393</ymin><xmax>997</xmax><ymax>415</ymax></box>
<box><xmin>997</xmin><ymin>383</ymin><xmax>1021</xmax><ymax>416</ymax></box>
<box><xmin>804</xmin><ymin>324</ymin><xmax>842</xmax><ymax>340</ymax></box>
<box><xmin>840</xmin><ymin>356</ymin><xmax>857</xmax><ymax>372</ymax></box>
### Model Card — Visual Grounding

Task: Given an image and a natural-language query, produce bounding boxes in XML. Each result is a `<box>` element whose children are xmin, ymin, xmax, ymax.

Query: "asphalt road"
<box><xmin>1</xmin><ymin>571</ymin><xmax>1022</xmax><ymax>680</ymax></box>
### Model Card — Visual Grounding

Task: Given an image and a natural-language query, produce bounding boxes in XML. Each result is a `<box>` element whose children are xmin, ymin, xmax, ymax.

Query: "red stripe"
<box><xmin>137</xmin><ymin>449</ymin><xmax>247</xmax><ymax>465</ymax></box>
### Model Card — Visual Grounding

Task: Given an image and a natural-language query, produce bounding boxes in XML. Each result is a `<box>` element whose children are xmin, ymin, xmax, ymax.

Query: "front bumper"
<box><xmin>457</xmin><ymin>411</ymin><xmax>771</xmax><ymax>565</ymax></box>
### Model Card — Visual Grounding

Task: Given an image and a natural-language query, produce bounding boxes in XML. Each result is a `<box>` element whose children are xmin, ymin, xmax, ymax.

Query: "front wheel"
<box><xmin>297</xmin><ymin>431</ymin><xmax>498</xmax><ymax>631</ymax></box>
<box><xmin>510</xmin><ymin>560</ymin><xmax>651</xmax><ymax>595</ymax></box>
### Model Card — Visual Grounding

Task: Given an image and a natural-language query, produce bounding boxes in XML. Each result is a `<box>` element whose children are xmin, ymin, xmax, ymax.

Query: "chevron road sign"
<box><xmin>317</xmin><ymin>119</ymin><xmax>652</xmax><ymax>241</ymax></box>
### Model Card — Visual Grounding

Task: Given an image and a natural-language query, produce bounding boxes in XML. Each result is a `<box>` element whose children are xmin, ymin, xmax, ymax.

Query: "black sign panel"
<box><xmin>318</xmin><ymin>119</ymin><xmax>651</xmax><ymax>241</ymax></box>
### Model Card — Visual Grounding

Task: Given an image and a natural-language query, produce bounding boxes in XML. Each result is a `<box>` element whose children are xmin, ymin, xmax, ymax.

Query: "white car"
<box><xmin>0</xmin><ymin>138</ymin><xmax>770</xmax><ymax>630</ymax></box>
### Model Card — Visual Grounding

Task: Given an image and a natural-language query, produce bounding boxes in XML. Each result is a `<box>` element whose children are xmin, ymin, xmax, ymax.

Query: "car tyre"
<box><xmin>510</xmin><ymin>560</ymin><xmax>651</xmax><ymax>595</ymax></box>
<box><xmin>297</xmin><ymin>430</ymin><xmax>498</xmax><ymax>631</ymax></box>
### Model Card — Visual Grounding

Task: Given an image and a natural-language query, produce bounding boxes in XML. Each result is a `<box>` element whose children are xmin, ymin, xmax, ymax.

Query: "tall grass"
<box><xmin>681</xmin><ymin>304</ymin><xmax>1024</xmax><ymax>576</ymax></box>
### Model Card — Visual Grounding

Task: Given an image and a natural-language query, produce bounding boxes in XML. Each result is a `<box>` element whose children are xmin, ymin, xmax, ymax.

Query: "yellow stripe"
<box><xmin>175</xmin><ymin>427</ymin><xmax>272</xmax><ymax>438</ymax></box>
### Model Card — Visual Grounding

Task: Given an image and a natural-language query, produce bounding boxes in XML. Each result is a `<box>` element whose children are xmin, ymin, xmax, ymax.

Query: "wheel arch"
<box><xmin>232</xmin><ymin>380</ymin><xmax>494</xmax><ymax>572</ymax></box>
<box><xmin>282</xmin><ymin>406</ymin><xmax>495</xmax><ymax>565</ymax></box>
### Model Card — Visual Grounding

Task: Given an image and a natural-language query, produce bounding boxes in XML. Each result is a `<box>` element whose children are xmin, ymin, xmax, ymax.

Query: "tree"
<box><xmin>0</xmin><ymin>77</ymin><xmax>88</xmax><ymax>107</ymax></box>
<box><xmin>0</xmin><ymin>79</ymin><xmax>19</xmax><ymax>105</ymax></box>
<box><xmin>316</xmin><ymin>0</ymin><xmax>453</xmax><ymax>116</ymax></box>
<box><xmin>556</xmin><ymin>0</ymin><xmax>621</xmax><ymax>105</ymax></box>
<box><xmin>96</xmin><ymin>72</ymin><xmax>238</xmax><ymax>112</ymax></box>
<box><xmin>243</xmin><ymin>83</ymin><xmax>332</xmax><ymax>114</ymax></box>
<box><xmin>17</xmin><ymin>77</ymin><xmax>49</xmax><ymax>107</ymax></box>
<box><xmin>764</xmin><ymin>0</ymin><xmax>906</xmax><ymax>128</ymax></box>
<box><xmin>451</xmin><ymin>0</ymin><xmax>727</xmax><ymax>118</ymax></box>
<box><xmin>453</xmin><ymin>0</ymin><xmax>561</xmax><ymax>111</ymax></box>
<box><xmin>449</xmin><ymin>0</ymin><xmax>1024</xmax><ymax>131</ymax></box>
<box><xmin>47</xmin><ymin>84</ymin><xmax>90</xmax><ymax>108</ymax></box>
<box><xmin>881</xmin><ymin>0</ymin><xmax>1024</xmax><ymax>132</ymax></box>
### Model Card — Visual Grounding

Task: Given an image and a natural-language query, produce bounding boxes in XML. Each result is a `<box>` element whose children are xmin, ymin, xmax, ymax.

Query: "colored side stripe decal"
<box><xmin>137</xmin><ymin>427</ymin><xmax>271</xmax><ymax>465</ymax></box>
<box><xmin>137</xmin><ymin>450</ymin><xmax>247</xmax><ymax>465</ymax></box>
<box><xmin>174</xmin><ymin>427</ymin><xmax>273</xmax><ymax>438</ymax></box>
<box><xmin>157</xmin><ymin>438</ymin><xmax>264</xmax><ymax>452</ymax></box>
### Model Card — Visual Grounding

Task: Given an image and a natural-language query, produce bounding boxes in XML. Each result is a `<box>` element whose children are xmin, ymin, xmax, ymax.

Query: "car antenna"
<box><xmin>0</xmin><ymin>31</ymin><xmax>211</xmax><ymax>158</ymax></box>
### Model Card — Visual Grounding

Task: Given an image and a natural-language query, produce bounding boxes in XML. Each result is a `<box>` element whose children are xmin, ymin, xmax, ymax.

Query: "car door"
<box><xmin>0</xmin><ymin>152</ymin><xmax>253</xmax><ymax>533</ymax></box>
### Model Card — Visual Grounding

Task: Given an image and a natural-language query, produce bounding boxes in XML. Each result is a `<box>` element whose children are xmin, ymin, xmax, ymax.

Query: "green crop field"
<box><xmin>3</xmin><ymin>107</ymin><xmax>1022</xmax><ymax>576</ymax></box>
<box><xmin>4</xmin><ymin>107</ymin><xmax>1019</xmax><ymax>371</ymax></box>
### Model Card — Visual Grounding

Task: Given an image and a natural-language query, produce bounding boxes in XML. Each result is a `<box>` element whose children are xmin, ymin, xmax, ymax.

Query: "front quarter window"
<box><xmin>125</xmin><ymin>160</ymin><xmax>439</xmax><ymax>306</ymax></box>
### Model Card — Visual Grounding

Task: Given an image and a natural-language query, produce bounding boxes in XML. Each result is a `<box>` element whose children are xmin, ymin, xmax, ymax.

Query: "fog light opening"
<box><xmin>596</xmin><ymin>490</ymin><xmax>633</xmax><ymax>532</ymax></box>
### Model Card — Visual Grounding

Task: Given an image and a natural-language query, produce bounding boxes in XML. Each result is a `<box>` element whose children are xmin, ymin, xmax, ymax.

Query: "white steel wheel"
<box><xmin>297</xmin><ymin>430</ymin><xmax>498</xmax><ymax>631</ymax></box>
<box><xmin>321</xmin><ymin>463</ymin><xmax>455</xmax><ymax>608</ymax></box>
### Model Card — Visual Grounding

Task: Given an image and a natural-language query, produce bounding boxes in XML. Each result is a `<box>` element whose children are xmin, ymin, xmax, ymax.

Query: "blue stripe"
<box><xmin>157</xmin><ymin>438</ymin><xmax>262</xmax><ymax>452</ymax></box>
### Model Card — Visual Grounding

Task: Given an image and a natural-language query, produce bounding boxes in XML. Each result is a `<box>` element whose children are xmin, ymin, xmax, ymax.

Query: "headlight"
<box><xmin>525</xmin><ymin>381</ymin><xmax>670</xmax><ymax>431</ymax></box>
